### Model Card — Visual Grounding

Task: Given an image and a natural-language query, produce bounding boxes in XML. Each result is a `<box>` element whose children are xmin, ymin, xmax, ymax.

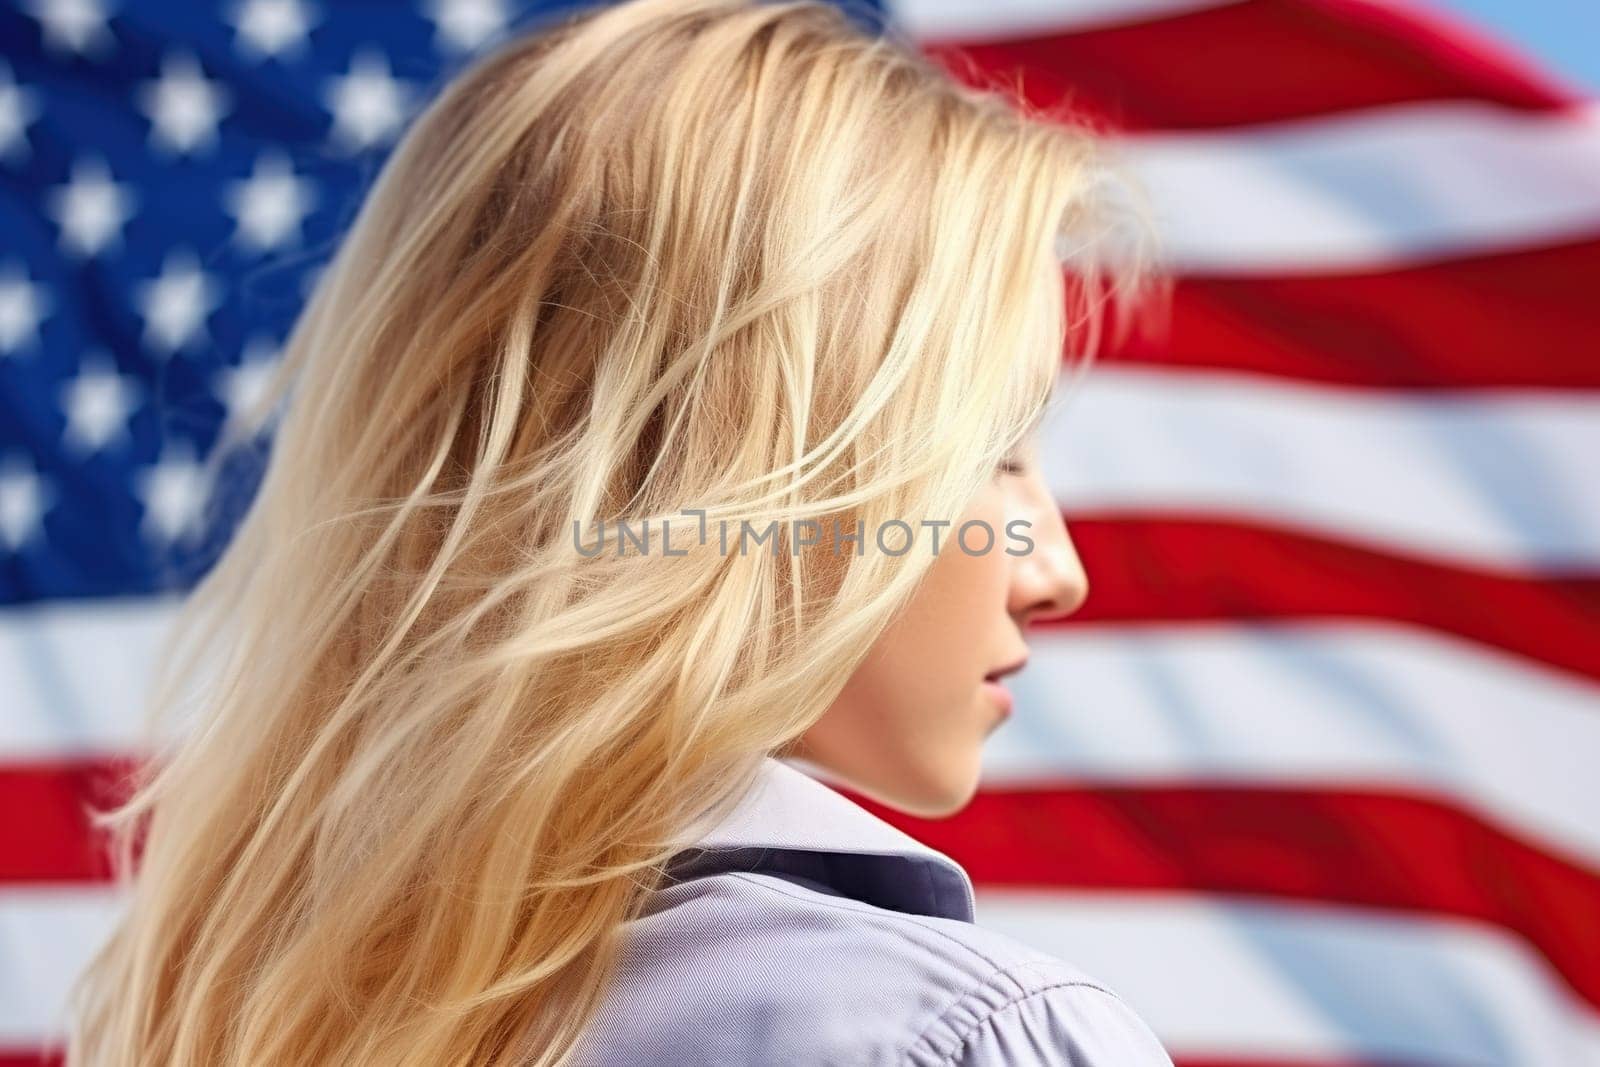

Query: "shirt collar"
<box><xmin>670</xmin><ymin>755</ymin><xmax>977</xmax><ymax>923</ymax></box>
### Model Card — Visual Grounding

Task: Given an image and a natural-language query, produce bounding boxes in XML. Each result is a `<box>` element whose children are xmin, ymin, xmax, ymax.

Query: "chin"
<box><xmin>881</xmin><ymin>758</ymin><xmax>983</xmax><ymax>819</ymax></box>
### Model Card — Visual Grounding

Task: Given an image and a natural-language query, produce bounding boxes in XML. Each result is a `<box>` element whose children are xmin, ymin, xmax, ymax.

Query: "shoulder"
<box><xmin>577</xmin><ymin>869</ymin><xmax>1173</xmax><ymax>1067</ymax></box>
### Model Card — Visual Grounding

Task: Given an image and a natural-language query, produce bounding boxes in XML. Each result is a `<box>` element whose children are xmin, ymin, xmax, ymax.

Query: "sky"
<box><xmin>1429</xmin><ymin>0</ymin><xmax>1600</xmax><ymax>92</ymax></box>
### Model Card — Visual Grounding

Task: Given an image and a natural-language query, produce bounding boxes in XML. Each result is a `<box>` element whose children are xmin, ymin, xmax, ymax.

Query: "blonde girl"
<box><xmin>66</xmin><ymin>1</ymin><xmax>1165</xmax><ymax>1064</ymax></box>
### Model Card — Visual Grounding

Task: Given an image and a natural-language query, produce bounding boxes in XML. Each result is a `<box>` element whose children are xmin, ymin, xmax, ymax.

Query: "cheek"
<box><xmin>853</xmin><ymin>493</ymin><xmax>1013</xmax><ymax>712</ymax></box>
<box><xmin>933</xmin><ymin>485</ymin><xmax>1013</xmax><ymax>615</ymax></box>
<box><xmin>801</xmin><ymin>487</ymin><xmax>1016</xmax><ymax>807</ymax></box>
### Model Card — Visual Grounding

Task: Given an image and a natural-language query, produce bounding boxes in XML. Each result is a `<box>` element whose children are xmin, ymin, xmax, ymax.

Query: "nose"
<box><xmin>1007</xmin><ymin>467</ymin><xmax>1089</xmax><ymax>626</ymax></box>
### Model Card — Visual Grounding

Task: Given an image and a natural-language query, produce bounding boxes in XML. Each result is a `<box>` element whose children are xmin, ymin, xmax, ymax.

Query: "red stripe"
<box><xmin>0</xmin><ymin>1051</ymin><xmax>1420</xmax><ymax>1067</ymax></box>
<box><xmin>1176</xmin><ymin>1060</ymin><xmax>1445</xmax><ymax>1067</ymax></box>
<box><xmin>918</xmin><ymin>0</ymin><xmax>1575</xmax><ymax>131</ymax></box>
<box><xmin>0</xmin><ymin>1053</ymin><xmax>1461</xmax><ymax>1067</ymax></box>
<box><xmin>1095</xmin><ymin>236</ymin><xmax>1600</xmax><ymax>389</ymax></box>
<box><xmin>0</xmin><ymin>1050</ymin><xmax>1459</xmax><ymax>1065</ymax></box>
<box><xmin>0</xmin><ymin>758</ymin><xmax>140</xmax><ymax>883</ymax></box>
<box><xmin>0</xmin><ymin>1054</ymin><xmax>58</xmax><ymax>1067</ymax></box>
<box><xmin>1061</xmin><ymin>515</ymin><xmax>1600</xmax><ymax>684</ymax></box>
<box><xmin>0</xmin><ymin>1050</ymin><xmax>1440</xmax><ymax>1066</ymax></box>
<box><xmin>8</xmin><ymin>765</ymin><xmax>1594</xmax><ymax>1047</ymax></box>
<box><xmin>25</xmin><ymin>762</ymin><xmax>1593</xmax><ymax>1010</ymax></box>
<box><xmin>858</xmin><ymin>783</ymin><xmax>1600</xmax><ymax>1011</ymax></box>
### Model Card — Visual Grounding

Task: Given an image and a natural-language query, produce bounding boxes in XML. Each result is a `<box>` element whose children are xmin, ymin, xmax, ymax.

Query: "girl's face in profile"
<box><xmin>796</xmin><ymin>437</ymin><xmax>1088</xmax><ymax>816</ymax></box>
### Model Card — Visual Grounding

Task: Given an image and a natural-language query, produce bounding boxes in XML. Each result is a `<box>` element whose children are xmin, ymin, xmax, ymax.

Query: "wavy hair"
<box><xmin>65</xmin><ymin>1</ymin><xmax>1149</xmax><ymax>1063</ymax></box>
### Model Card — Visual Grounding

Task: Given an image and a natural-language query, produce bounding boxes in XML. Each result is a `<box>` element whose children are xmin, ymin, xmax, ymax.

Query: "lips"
<box><xmin>984</xmin><ymin>656</ymin><xmax>1028</xmax><ymax>684</ymax></box>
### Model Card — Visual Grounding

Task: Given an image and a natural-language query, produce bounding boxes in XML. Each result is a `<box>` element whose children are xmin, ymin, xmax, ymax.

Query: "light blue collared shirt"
<box><xmin>572</xmin><ymin>756</ymin><xmax>1174</xmax><ymax>1065</ymax></box>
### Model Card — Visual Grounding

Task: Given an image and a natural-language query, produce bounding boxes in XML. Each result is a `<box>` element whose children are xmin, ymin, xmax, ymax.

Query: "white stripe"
<box><xmin>0</xmin><ymin>886</ymin><xmax>124</xmax><ymax>1046</ymax></box>
<box><xmin>885</xmin><ymin>0</ymin><xmax>1226</xmax><ymax>41</ymax></box>
<box><xmin>1046</xmin><ymin>366</ymin><xmax>1600</xmax><ymax>569</ymax></box>
<box><xmin>985</xmin><ymin>622</ymin><xmax>1600</xmax><ymax>866</ymax></box>
<box><xmin>8</xmin><ymin>885</ymin><xmax>1597</xmax><ymax>1061</ymax></box>
<box><xmin>1110</xmin><ymin>101</ymin><xmax>1600</xmax><ymax>272</ymax></box>
<box><xmin>975</xmin><ymin>891</ymin><xmax>1600</xmax><ymax>1066</ymax></box>
<box><xmin>8</xmin><ymin>599</ymin><xmax>1596</xmax><ymax>867</ymax></box>
<box><xmin>0</xmin><ymin>594</ymin><xmax>184</xmax><ymax>759</ymax></box>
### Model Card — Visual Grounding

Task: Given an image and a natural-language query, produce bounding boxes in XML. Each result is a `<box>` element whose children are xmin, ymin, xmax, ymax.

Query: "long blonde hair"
<box><xmin>65</xmin><ymin>1</ymin><xmax>1144</xmax><ymax>1063</ymax></box>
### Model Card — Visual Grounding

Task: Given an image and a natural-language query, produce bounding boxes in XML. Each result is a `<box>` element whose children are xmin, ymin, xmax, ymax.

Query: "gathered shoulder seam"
<box><xmin>719</xmin><ymin>870</ymin><xmax>1130</xmax><ymax>1067</ymax></box>
<box><xmin>899</xmin><ymin>971</ymin><xmax>1132</xmax><ymax>1067</ymax></box>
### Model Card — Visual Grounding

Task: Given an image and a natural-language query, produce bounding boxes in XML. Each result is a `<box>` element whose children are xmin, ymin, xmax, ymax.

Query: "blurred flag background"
<box><xmin>2</xmin><ymin>1</ymin><xmax>1596</xmax><ymax>1065</ymax></box>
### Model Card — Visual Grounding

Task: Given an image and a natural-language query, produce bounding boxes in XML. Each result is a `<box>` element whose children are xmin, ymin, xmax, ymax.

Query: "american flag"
<box><xmin>1</xmin><ymin>1</ymin><xmax>1596</xmax><ymax>1065</ymax></box>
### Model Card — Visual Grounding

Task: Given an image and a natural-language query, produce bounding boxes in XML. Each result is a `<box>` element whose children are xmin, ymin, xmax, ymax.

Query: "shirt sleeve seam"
<box><xmin>723</xmin><ymin>871</ymin><xmax>1049</xmax><ymax>1055</ymax></box>
<box><xmin>722</xmin><ymin>870</ymin><xmax>1129</xmax><ymax>1066</ymax></box>
<box><xmin>901</xmin><ymin>978</ymin><xmax>1135</xmax><ymax>1067</ymax></box>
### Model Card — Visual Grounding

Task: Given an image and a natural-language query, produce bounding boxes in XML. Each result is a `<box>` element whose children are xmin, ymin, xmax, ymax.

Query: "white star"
<box><xmin>46</xmin><ymin>157</ymin><xmax>137</xmax><ymax>258</ymax></box>
<box><xmin>228</xmin><ymin>0</ymin><xmax>318</xmax><ymax>61</ymax></box>
<box><xmin>224</xmin><ymin>150</ymin><xmax>317</xmax><ymax>252</ymax></box>
<box><xmin>133</xmin><ymin>439</ymin><xmax>212</xmax><ymax>547</ymax></box>
<box><xmin>59</xmin><ymin>350</ymin><xmax>140</xmax><ymax>455</ymax></box>
<box><xmin>215</xmin><ymin>335</ymin><xmax>286</xmax><ymax>433</ymax></box>
<box><xmin>0</xmin><ymin>262</ymin><xmax>51</xmax><ymax>356</ymax></box>
<box><xmin>0</xmin><ymin>454</ymin><xmax>53</xmax><ymax>553</ymax></box>
<box><xmin>0</xmin><ymin>63</ymin><xmax>41</xmax><ymax>163</ymax></box>
<box><xmin>24</xmin><ymin>0</ymin><xmax>115</xmax><ymax>58</ymax></box>
<box><xmin>133</xmin><ymin>249</ymin><xmax>223</xmax><ymax>355</ymax></box>
<box><xmin>423</xmin><ymin>0</ymin><xmax>508</xmax><ymax>53</ymax></box>
<box><xmin>138</xmin><ymin>52</ymin><xmax>231</xmax><ymax>156</ymax></box>
<box><xmin>324</xmin><ymin>49</ymin><xmax>412</xmax><ymax>151</ymax></box>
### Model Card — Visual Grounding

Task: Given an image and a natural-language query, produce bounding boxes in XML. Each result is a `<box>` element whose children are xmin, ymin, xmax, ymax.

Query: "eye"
<box><xmin>995</xmin><ymin>454</ymin><xmax>1027</xmax><ymax>479</ymax></box>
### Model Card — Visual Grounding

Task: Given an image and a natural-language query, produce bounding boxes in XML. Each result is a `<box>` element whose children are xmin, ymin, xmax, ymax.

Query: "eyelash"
<box><xmin>995</xmin><ymin>457</ymin><xmax>1026</xmax><ymax>478</ymax></box>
